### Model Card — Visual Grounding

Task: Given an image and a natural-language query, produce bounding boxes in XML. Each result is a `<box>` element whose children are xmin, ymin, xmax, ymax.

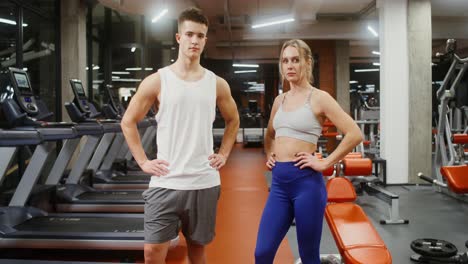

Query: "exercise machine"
<box><xmin>0</xmin><ymin>67</ymin><xmax>179</xmax><ymax>249</ymax></box>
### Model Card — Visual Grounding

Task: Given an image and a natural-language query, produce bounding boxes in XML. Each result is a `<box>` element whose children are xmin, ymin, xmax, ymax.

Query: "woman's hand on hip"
<box><xmin>266</xmin><ymin>152</ymin><xmax>276</xmax><ymax>170</ymax></box>
<box><xmin>293</xmin><ymin>152</ymin><xmax>327</xmax><ymax>171</ymax></box>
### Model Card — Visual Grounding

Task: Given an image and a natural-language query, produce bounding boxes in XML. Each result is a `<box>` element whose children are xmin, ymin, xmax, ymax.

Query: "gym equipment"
<box><xmin>343</xmin><ymin>157</ymin><xmax>409</xmax><ymax>225</ymax></box>
<box><xmin>297</xmin><ymin>158</ymin><xmax>392</xmax><ymax>264</ymax></box>
<box><xmin>67</xmin><ymin>79</ymin><xmax>153</xmax><ymax>190</ymax></box>
<box><xmin>411</xmin><ymin>239</ymin><xmax>458</xmax><ymax>258</ymax></box>
<box><xmin>410</xmin><ymin>238</ymin><xmax>468</xmax><ymax>263</ymax></box>
<box><xmin>419</xmin><ymin>39</ymin><xmax>468</xmax><ymax>202</ymax></box>
<box><xmin>241</xmin><ymin>100</ymin><xmax>264</xmax><ymax>146</ymax></box>
<box><xmin>354</xmin><ymin>90</ymin><xmax>380</xmax><ymax>156</ymax></box>
<box><xmin>0</xmin><ymin>72</ymin><xmax>148</xmax><ymax>213</ymax></box>
<box><xmin>0</xmin><ymin>67</ymin><xmax>179</xmax><ymax>249</ymax></box>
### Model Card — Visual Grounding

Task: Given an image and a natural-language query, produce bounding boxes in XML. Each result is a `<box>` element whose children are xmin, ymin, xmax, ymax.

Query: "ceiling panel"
<box><xmin>319</xmin><ymin>0</ymin><xmax>374</xmax><ymax>13</ymax></box>
<box><xmin>431</xmin><ymin>0</ymin><xmax>468</xmax><ymax>17</ymax></box>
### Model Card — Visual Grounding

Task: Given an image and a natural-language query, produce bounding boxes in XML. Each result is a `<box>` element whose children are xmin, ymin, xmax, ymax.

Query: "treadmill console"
<box><xmin>8</xmin><ymin>68</ymin><xmax>39</xmax><ymax>115</ymax></box>
<box><xmin>70</xmin><ymin>79</ymin><xmax>91</xmax><ymax>114</ymax></box>
<box><xmin>105</xmin><ymin>85</ymin><xmax>124</xmax><ymax>115</ymax></box>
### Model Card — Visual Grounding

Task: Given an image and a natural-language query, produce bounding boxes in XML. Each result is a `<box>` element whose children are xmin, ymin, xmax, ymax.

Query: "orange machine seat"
<box><xmin>327</xmin><ymin>177</ymin><xmax>356</xmax><ymax>203</ymax></box>
<box><xmin>325</xmin><ymin>177</ymin><xmax>392</xmax><ymax>264</ymax></box>
<box><xmin>342</xmin><ymin>158</ymin><xmax>373</xmax><ymax>176</ymax></box>
<box><xmin>440</xmin><ymin>165</ymin><xmax>468</xmax><ymax>194</ymax></box>
<box><xmin>452</xmin><ymin>134</ymin><xmax>468</xmax><ymax>144</ymax></box>
<box><xmin>344</xmin><ymin>152</ymin><xmax>363</xmax><ymax>159</ymax></box>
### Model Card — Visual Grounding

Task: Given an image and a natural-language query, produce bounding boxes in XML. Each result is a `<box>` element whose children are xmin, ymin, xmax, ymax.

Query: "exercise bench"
<box><xmin>325</xmin><ymin>159</ymin><xmax>392</xmax><ymax>264</ymax></box>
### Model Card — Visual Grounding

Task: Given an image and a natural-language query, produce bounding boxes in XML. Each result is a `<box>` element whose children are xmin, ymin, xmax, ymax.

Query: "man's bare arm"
<box><xmin>121</xmin><ymin>72</ymin><xmax>169</xmax><ymax>175</ymax></box>
<box><xmin>208</xmin><ymin>77</ymin><xmax>239</xmax><ymax>170</ymax></box>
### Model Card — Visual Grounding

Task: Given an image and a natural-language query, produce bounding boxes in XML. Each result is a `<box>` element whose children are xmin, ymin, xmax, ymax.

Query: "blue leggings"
<box><xmin>255</xmin><ymin>162</ymin><xmax>327</xmax><ymax>264</ymax></box>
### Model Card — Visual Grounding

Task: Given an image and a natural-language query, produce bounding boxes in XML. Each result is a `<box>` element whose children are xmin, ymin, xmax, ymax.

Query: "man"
<box><xmin>121</xmin><ymin>7</ymin><xmax>239</xmax><ymax>264</ymax></box>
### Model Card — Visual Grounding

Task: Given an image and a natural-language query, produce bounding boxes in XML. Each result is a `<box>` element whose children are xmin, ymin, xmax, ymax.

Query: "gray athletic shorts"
<box><xmin>142</xmin><ymin>185</ymin><xmax>221</xmax><ymax>245</ymax></box>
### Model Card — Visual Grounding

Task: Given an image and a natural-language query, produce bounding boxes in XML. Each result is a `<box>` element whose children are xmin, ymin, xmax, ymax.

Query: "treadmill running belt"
<box><xmin>77</xmin><ymin>191</ymin><xmax>143</xmax><ymax>200</ymax></box>
<box><xmin>112</xmin><ymin>175</ymin><xmax>150</xmax><ymax>181</ymax></box>
<box><xmin>14</xmin><ymin>216</ymin><xmax>142</xmax><ymax>232</ymax></box>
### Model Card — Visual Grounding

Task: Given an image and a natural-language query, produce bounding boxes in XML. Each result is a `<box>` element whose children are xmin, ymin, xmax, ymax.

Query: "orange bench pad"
<box><xmin>344</xmin><ymin>152</ymin><xmax>363</xmax><ymax>159</ymax></box>
<box><xmin>342</xmin><ymin>158</ymin><xmax>373</xmax><ymax>176</ymax></box>
<box><xmin>327</xmin><ymin>177</ymin><xmax>356</xmax><ymax>203</ymax></box>
<box><xmin>325</xmin><ymin>203</ymin><xmax>392</xmax><ymax>264</ymax></box>
<box><xmin>344</xmin><ymin>247</ymin><xmax>393</xmax><ymax>264</ymax></box>
<box><xmin>452</xmin><ymin>134</ymin><xmax>468</xmax><ymax>144</ymax></box>
<box><xmin>440</xmin><ymin>165</ymin><xmax>468</xmax><ymax>193</ymax></box>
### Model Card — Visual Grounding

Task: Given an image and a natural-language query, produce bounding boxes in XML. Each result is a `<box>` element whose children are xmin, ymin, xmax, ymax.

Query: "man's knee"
<box><xmin>144</xmin><ymin>242</ymin><xmax>170</xmax><ymax>263</ymax></box>
<box><xmin>187</xmin><ymin>242</ymin><xmax>206</xmax><ymax>263</ymax></box>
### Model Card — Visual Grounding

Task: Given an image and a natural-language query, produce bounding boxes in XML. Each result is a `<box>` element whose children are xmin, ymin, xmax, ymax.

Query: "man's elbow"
<box><xmin>226</xmin><ymin>115</ymin><xmax>240</xmax><ymax>130</ymax></box>
<box><xmin>120</xmin><ymin>116</ymin><xmax>136</xmax><ymax>130</ymax></box>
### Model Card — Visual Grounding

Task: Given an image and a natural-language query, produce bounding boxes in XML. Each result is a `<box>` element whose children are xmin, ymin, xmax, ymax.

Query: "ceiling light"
<box><xmin>112</xmin><ymin>78</ymin><xmax>142</xmax><ymax>82</ymax></box>
<box><xmin>372</xmin><ymin>62</ymin><xmax>380</xmax><ymax>66</ymax></box>
<box><xmin>152</xmin><ymin>9</ymin><xmax>168</xmax><ymax>23</ymax></box>
<box><xmin>252</xmin><ymin>18</ymin><xmax>294</xmax><ymax>29</ymax></box>
<box><xmin>372</xmin><ymin>51</ymin><xmax>380</xmax><ymax>55</ymax></box>
<box><xmin>112</xmin><ymin>71</ymin><xmax>130</xmax><ymax>75</ymax></box>
<box><xmin>131</xmin><ymin>47</ymin><xmax>136</xmax><ymax>52</ymax></box>
<box><xmin>355</xmin><ymin>69</ymin><xmax>379</xmax><ymax>72</ymax></box>
<box><xmin>233</xmin><ymin>63</ymin><xmax>259</xmax><ymax>68</ymax></box>
<box><xmin>0</xmin><ymin>18</ymin><xmax>28</xmax><ymax>27</ymax></box>
<box><xmin>349</xmin><ymin>80</ymin><xmax>358</xmax><ymax>84</ymax></box>
<box><xmin>367</xmin><ymin>25</ymin><xmax>378</xmax><ymax>37</ymax></box>
<box><xmin>234</xmin><ymin>70</ymin><xmax>257</xmax><ymax>74</ymax></box>
<box><xmin>125</xmin><ymin>67</ymin><xmax>153</xmax><ymax>71</ymax></box>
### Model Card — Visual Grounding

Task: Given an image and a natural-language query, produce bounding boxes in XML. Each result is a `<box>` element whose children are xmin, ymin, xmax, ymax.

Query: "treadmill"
<box><xmin>98</xmin><ymin>84</ymin><xmax>156</xmax><ymax>178</ymax></box>
<box><xmin>68</xmin><ymin>80</ymin><xmax>153</xmax><ymax>190</ymax></box>
<box><xmin>0</xmin><ymin>68</ymin><xmax>181</xmax><ymax>250</ymax></box>
<box><xmin>0</xmin><ymin>72</ymin><xmax>147</xmax><ymax>213</ymax></box>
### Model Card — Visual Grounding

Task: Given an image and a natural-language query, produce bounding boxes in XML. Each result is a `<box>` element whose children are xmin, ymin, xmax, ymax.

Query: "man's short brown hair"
<box><xmin>178</xmin><ymin>7</ymin><xmax>209</xmax><ymax>31</ymax></box>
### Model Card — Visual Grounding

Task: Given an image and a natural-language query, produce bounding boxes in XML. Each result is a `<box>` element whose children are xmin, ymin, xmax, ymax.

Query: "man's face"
<box><xmin>176</xmin><ymin>20</ymin><xmax>208</xmax><ymax>60</ymax></box>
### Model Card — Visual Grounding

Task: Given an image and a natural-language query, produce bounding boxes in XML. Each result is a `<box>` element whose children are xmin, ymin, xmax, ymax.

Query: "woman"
<box><xmin>254</xmin><ymin>39</ymin><xmax>363</xmax><ymax>264</ymax></box>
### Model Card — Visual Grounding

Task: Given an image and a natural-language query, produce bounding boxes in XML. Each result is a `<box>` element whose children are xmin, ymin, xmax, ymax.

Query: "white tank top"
<box><xmin>149</xmin><ymin>66</ymin><xmax>220</xmax><ymax>190</ymax></box>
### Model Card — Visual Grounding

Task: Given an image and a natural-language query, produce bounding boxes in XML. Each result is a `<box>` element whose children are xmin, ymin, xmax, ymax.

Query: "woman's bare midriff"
<box><xmin>274</xmin><ymin>137</ymin><xmax>317</xmax><ymax>161</ymax></box>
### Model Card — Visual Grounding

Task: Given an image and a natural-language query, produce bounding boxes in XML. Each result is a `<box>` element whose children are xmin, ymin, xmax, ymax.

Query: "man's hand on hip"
<box><xmin>208</xmin><ymin>153</ymin><xmax>227</xmax><ymax>170</ymax></box>
<box><xmin>139</xmin><ymin>159</ymin><xmax>170</xmax><ymax>176</ymax></box>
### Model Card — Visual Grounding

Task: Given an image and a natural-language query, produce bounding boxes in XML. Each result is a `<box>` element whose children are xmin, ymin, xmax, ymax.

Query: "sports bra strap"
<box><xmin>281</xmin><ymin>93</ymin><xmax>287</xmax><ymax>105</ymax></box>
<box><xmin>305</xmin><ymin>89</ymin><xmax>313</xmax><ymax>106</ymax></box>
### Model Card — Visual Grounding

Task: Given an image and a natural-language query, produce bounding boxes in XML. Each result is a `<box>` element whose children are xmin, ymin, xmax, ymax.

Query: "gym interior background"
<box><xmin>0</xmin><ymin>0</ymin><xmax>467</xmax><ymax>263</ymax></box>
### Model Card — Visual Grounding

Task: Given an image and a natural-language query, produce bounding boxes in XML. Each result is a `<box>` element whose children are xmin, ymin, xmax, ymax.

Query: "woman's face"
<box><xmin>281</xmin><ymin>46</ymin><xmax>302</xmax><ymax>83</ymax></box>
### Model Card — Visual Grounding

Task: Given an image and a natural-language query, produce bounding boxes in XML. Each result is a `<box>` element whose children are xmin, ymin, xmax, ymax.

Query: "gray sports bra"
<box><xmin>272</xmin><ymin>89</ymin><xmax>322</xmax><ymax>144</ymax></box>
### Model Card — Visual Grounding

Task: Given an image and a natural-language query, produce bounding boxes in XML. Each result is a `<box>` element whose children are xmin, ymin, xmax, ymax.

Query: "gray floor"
<box><xmin>264</xmin><ymin>172</ymin><xmax>468</xmax><ymax>263</ymax></box>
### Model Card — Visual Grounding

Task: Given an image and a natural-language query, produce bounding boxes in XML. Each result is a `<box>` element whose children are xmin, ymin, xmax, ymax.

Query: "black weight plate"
<box><xmin>411</xmin><ymin>238</ymin><xmax>458</xmax><ymax>258</ymax></box>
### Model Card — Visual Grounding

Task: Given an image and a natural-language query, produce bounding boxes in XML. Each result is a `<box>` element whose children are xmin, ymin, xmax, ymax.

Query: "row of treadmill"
<box><xmin>0</xmin><ymin>67</ymin><xmax>176</xmax><ymax>253</ymax></box>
